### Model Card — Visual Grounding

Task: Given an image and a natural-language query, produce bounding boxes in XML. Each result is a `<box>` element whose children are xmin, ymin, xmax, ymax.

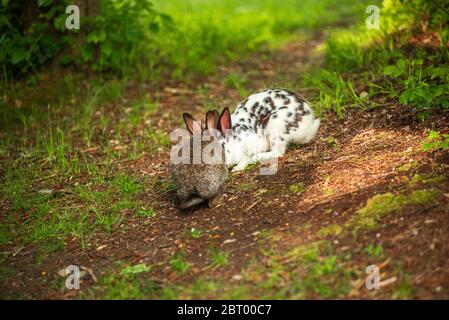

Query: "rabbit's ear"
<box><xmin>218</xmin><ymin>107</ymin><xmax>232</xmax><ymax>136</ymax></box>
<box><xmin>183</xmin><ymin>113</ymin><xmax>202</xmax><ymax>135</ymax></box>
<box><xmin>205</xmin><ymin>109</ymin><xmax>218</xmax><ymax>130</ymax></box>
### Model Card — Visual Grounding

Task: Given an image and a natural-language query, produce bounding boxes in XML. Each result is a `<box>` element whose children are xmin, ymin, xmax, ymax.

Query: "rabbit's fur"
<box><xmin>171</xmin><ymin>111</ymin><xmax>228</xmax><ymax>210</ymax></box>
<box><xmin>220</xmin><ymin>88</ymin><xmax>320</xmax><ymax>171</ymax></box>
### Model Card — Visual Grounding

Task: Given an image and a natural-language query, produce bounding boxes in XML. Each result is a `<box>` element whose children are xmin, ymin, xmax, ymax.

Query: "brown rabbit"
<box><xmin>171</xmin><ymin>110</ymin><xmax>228</xmax><ymax>210</ymax></box>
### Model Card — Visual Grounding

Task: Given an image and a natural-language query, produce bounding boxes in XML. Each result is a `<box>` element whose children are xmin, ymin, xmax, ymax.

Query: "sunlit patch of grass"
<box><xmin>153</xmin><ymin>0</ymin><xmax>365</xmax><ymax>78</ymax></box>
<box><xmin>285</xmin><ymin>241</ymin><xmax>323</xmax><ymax>263</ymax></box>
<box><xmin>302</xmin><ymin>69</ymin><xmax>361</xmax><ymax>118</ymax></box>
<box><xmin>422</xmin><ymin>130</ymin><xmax>449</xmax><ymax>152</ymax></box>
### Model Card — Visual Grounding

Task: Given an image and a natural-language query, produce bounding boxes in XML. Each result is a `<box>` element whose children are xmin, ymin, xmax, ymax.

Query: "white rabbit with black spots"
<box><xmin>216</xmin><ymin>88</ymin><xmax>320</xmax><ymax>172</ymax></box>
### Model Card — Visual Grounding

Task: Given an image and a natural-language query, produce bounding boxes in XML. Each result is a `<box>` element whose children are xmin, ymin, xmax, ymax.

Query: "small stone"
<box><xmin>223</xmin><ymin>239</ymin><xmax>237</xmax><ymax>245</ymax></box>
<box><xmin>359</xmin><ymin>91</ymin><xmax>368</xmax><ymax>98</ymax></box>
<box><xmin>38</xmin><ymin>189</ymin><xmax>53</xmax><ymax>196</ymax></box>
<box><xmin>232</xmin><ymin>274</ymin><xmax>243</xmax><ymax>281</ymax></box>
<box><xmin>57</xmin><ymin>268</ymin><xmax>68</xmax><ymax>277</ymax></box>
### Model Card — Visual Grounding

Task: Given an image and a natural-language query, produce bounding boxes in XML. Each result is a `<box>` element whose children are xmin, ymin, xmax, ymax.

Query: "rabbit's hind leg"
<box><xmin>250</xmin><ymin>139</ymin><xmax>287</xmax><ymax>163</ymax></box>
<box><xmin>231</xmin><ymin>156</ymin><xmax>250</xmax><ymax>172</ymax></box>
<box><xmin>207</xmin><ymin>186</ymin><xmax>225</xmax><ymax>208</ymax></box>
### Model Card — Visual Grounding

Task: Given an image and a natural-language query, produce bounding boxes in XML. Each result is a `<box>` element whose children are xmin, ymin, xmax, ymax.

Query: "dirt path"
<box><xmin>2</xmin><ymin>32</ymin><xmax>449</xmax><ymax>299</ymax></box>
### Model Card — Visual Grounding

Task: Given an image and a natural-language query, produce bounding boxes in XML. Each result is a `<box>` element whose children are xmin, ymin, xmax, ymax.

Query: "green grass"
<box><xmin>236</xmin><ymin>182</ymin><xmax>255</xmax><ymax>191</ymax></box>
<box><xmin>409</xmin><ymin>173</ymin><xmax>445</xmax><ymax>188</ymax></box>
<box><xmin>121</xmin><ymin>263</ymin><xmax>151</xmax><ymax>276</ymax></box>
<box><xmin>300</xmin><ymin>0</ymin><xmax>449</xmax><ymax>117</ymax></box>
<box><xmin>136</xmin><ymin>206</ymin><xmax>155</xmax><ymax>218</ymax></box>
<box><xmin>186</xmin><ymin>228</ymin><xmax>202</xmax><ymax>239</ymax></box>
<box><xmin>422</xmin><ymin>130</ymin><xmax>449</xmax><ymax>152</ymax></box>
<box><xmin>88</xmin><ymin>242</ymin><xmax>350</xmax><ymax>299</ymax></box>
<box><xmin>365</xmin><ymin>243</ymin><xmax>384</xmax><ymax>259</ymax></box>
<box><xmin>208</xmin><ymin>248</ymin><xmax>230</xmax><ymax>268</ymax></box>
<box><xmin>153</xmin><ymin>0</ymin><xmax>366</xmax><ymax>79</ymax></box>
<box><xmin>89</xmin><ymin>273</ymin><xmax>155</xmax><ymax>300</ymax></box>
<box><xmin>0</xmin><ymin>160</ymin><xmax>152</xmax><ymax>253</ymax></box>
<box><xmin>170</xmin><ymin>252</ymin><xmax>191</xmax><ymax>275</ymax></box>
<box><xmin>113</xmin><ymin>174</ymin><xmax>143</xmax><ymax>197</ymax></box>
<box><xmin>391</xmin><ymin>263</ymin><xmax>415</xmax><ymax>299</ymax></box>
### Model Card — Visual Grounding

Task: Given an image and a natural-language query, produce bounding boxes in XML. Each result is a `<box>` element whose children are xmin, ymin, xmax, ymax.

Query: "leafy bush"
<box><xmin>422</xmin><ymin>130</ymin><xmax>449</xmax><ymax>152</ymax></box>
<box><xmin>0</xmin><ymin>0</ymin><xmax>171</xmax><ymax>77</ymax></box>
<box><xmin>80</xmin><ymin>0</ymin><xmax>172</xmax><ymax>73</ymax></box>
<box><xmin>153</xmin><ymin>0</ymin><xmax>365</xmax><ymax>78</ymax></box>
<box><xmin>0</xmin><ymin>0</ymin><xmax>69</xmax><ymax>75</ymax></box>
<box><xmin>0</xmin><ymin>0</ymin><xmax>366</xmax><ymax>78</ymax></box>
<box><xmin>308</xmin><ymin>0</ymin><xmax>449</xmax><ymax>115</ymax></box>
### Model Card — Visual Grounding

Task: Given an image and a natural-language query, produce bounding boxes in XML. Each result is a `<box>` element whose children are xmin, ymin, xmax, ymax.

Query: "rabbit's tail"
<box><xmin>179</xmin><ymin>196</ymin><xmax>205</xmax><ymax>210</ymax></box>
<box><xmin>302</xmin><ymin>118</ymin><xmax>320</xmax><ymax>144</ymax></box>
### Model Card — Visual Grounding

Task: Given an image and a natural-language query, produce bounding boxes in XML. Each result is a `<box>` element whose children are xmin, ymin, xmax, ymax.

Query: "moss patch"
<box><xmin>318</xmin><ymin>224</ymin><xmax>343</xmax><ymax>237</ymax></box>
<box><xmin>409</xmin><ymin>174</ymin><xmax>445</xmax><ymax>188</ymax></box>
<box><xmin>397</xmin><ymin>161</ymin><xmax>417</xmax><ymax>172</ymax></box>
<box><xmin>289</xmin><ymin>183</ymin><xmax>306</xmax><ymax>194</ymax></box>
<box><xmin>346</xmin><ymin>189</ymin><xmax>440</xmax><ymax>231</ymax></box>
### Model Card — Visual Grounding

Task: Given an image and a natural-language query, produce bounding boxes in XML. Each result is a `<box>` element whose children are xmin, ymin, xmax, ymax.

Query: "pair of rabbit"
<box><xmin>171</xmin><ymin>88</ymin><xmax>320</xmax><ymax>209</ymax></box>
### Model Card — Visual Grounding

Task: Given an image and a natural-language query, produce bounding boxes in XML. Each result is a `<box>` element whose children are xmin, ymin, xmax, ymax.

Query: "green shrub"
<box><xmin>80</xmin><ymin>0</ymin><xmax>172</xmax><ymax>74</ymax></box>
<box><xmin>0</xmin><ymin>0</ymin><xmax>69</xmax><ymax>75</ymax></box>
<box><xmin>308</xmin><ymin>0</ymin><xmax>449</xmax><ymax>116</ymax></box>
